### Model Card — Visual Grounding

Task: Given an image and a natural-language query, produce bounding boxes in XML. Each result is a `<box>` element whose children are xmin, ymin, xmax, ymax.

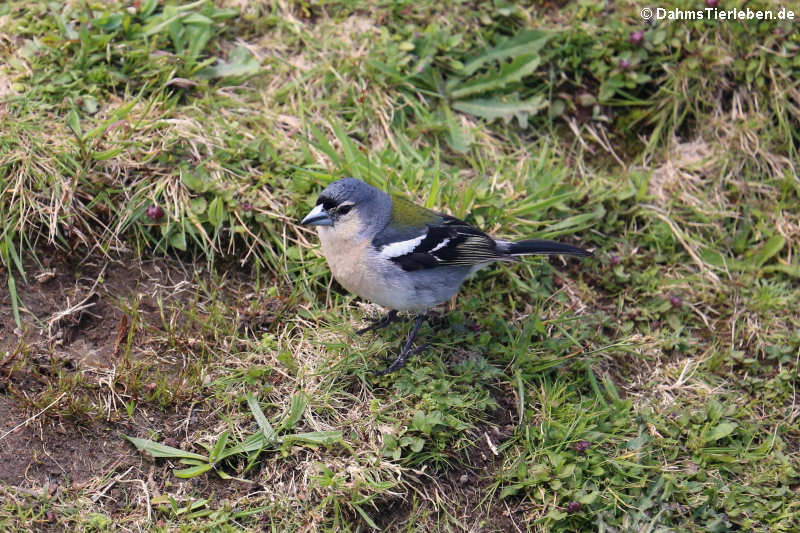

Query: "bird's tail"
<box><xmin>499</xmin><ymin>239</ymin><xmax>592</xmax><ymax>257</ymax></box>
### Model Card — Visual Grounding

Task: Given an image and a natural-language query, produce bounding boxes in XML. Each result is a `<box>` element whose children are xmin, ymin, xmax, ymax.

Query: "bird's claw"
<box><xmin>356</xmin><ymin>310</ymin><xmax>403</xmax><ymax>335</ymax></box>
<box><xmin>366</xmin><ymin>312</ymin><xmax>429</xmax><ymax>375</ymax></box>
<box><xmin>374</xmin><ymin>342</ymin><xmax>431</xmax><ymax>375</ymax></box>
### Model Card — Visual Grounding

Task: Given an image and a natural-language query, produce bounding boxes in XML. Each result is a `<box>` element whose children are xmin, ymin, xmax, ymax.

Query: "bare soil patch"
<box><xmin>1</xmin><ymin>249</ymin><xmax>524</xmax><ymax>530</ymax></box>
<box><xmin>0</xmin><ymin>250</ymin><xmax>246</xmax><ymax>523</ymax></box>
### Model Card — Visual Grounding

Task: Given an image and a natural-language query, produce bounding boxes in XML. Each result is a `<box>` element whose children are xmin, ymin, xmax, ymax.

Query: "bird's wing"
<box><xmin>374</xmin><ymin>214</ymin><xmax>508</xmax><ymax>272</ymax></box>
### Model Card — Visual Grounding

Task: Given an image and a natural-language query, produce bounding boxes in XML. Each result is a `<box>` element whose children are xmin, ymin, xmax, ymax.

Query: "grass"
<box><xmin>1</xmin><ymin>0</ymin><xmax>799</xmax><ymax>531</ymax></box>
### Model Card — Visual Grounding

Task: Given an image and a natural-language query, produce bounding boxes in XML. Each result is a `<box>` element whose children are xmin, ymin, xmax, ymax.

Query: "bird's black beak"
<box><xmin>300</xmin><ymin>203</ymin><xmax>333</xmax><ymax>226</ymax></box>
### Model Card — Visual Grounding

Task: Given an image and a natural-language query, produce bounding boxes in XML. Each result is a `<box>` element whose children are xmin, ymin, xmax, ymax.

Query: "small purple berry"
<box><xmin>567</xmin><ymin>501</ymin><xmax>581</xmax><ymax>513</ymax></box>
<box><xmin>145</xmin><ymin>205</ymin><xmax>164</xmax><ymax>221</ymax></box>
<box><xmin>467</xmin><ymin>323</ymin><xmax>481</xmax><ymax>333</ymax></box>
<box><xmin>573</xmin><ymin>440</ymin><xmax>591</xmax><ymax>454</ymax></box>
<box><xmin>619</xmin><ymin>58</ymin><xmax>631</xmax><ymax>70</ymax></box>
<box><xmin>705</xmin><ymin>0</ymin><xmax>719</xmax><ymax>8</ymax></box>
<box><xmin>609</xmin><ymin>254</ymin><xmax>621</xmax><ymax>265</ymax></box>
<box><xmin>669</xmin><ymin>294</ymin><xmax>683</xmax><ymax>308</ymax></box>
<box><xmin>630</xmin><ymin>30</ymin><xmax>644</xmax><ymax>46</ymax></box>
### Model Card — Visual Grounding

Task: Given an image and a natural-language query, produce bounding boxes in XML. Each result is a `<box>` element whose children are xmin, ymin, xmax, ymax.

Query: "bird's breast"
<box><xmin>317</xmin><ymin>227</ymin><xmax>403</xmax><ymax>308</ymax></box>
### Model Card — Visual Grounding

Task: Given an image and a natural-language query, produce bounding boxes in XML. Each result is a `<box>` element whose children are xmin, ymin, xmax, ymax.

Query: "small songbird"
<box><xmin>301</xmin><ymin>177</ymin><xmax>592</xmax><ymax>373</ymax></box>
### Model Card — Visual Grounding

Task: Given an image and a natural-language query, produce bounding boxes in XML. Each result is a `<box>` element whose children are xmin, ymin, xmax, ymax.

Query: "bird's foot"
<box><xmin>373</xmin><ymin>313</ymin><xmax>429</xmax><ymax>375</ymax></box>
<box><xmin>357</xmin><ymin>310</ymin><xmax>404</xmax><ymax>335</ymax></box>
<box><xmin>375</xmin><ymin>343</ymin><xmax>430</xmax><ymax>375</ymax></box>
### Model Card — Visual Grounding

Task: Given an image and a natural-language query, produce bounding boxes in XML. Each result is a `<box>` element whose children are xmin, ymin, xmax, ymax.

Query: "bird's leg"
<box><xmin>357</xmin><ymin>309</ymin><xmax>404</xmax><ymax>335</ymax></box>
<box><xmin>377</xmin><ymin>313</ymin><xmax>429</xmax><ymax>375</ymax></box>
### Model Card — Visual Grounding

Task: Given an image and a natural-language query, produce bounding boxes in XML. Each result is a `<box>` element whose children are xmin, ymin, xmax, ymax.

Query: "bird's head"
<box><xmin>300</xmin><ymin>178</ymin><xmax>389</xmax><ymax>235</ymax></box>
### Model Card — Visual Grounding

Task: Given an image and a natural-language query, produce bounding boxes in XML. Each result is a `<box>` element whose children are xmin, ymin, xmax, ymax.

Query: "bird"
<box><xmin>300</xmin><ymin>177</ymin><xmax>592</xmax><ymax>374</ymax></box>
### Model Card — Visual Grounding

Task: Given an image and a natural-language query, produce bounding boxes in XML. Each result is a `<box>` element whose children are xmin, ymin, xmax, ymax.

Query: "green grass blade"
<box><xmin>247</xmin><ymin>393</ymin><xmax>277</xmax><ymax>443</ymax></box>
<box><xmin>280</xmin><ymin>431</ymin><xmax>343</xmax><ymax>447</ymax></box>
<box><xmin>125</xmin><ymin>435</ymin><xmax>208</xmax><ymax>461</ymax></box>
<box><xmin>174</xmin><ymin>464</ymin><xmax>214</xmax><ymax>478</ymax></box>
<box><xmin>6</xmin><ymin>271</ymin><xmax>21</xmax><ymax>328</ymax></box>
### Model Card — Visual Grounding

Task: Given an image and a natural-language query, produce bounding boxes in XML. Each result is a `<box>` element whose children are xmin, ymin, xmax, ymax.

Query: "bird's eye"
<box><xmin>338</xmin><ymin>205</ymin><xmax>353</xmax><ymax>215</ymax></box>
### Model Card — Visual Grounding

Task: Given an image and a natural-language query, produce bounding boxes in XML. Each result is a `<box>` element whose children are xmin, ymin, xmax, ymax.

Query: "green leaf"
<box><xmin>411</xmin><ymin>411</ymin><xmax>431</xmax><ymax>434</ymax></box>
<box><xmin>207</xmin><ymin>197</ymin><xmax>224</xmax><ymax>227</ymax></box>
<box><xmin>305</xmin><ymin>122</ymin><xmax>340</xmax><ymax>163</ymax></box>
<box><xmin>507</xmin><ymin>191</ymin><xmax>577</xmax><ymax>217</ymax></box>
<box><xmin>281</xmin><ymin>431</ymin><xmax>343</xmax><ymax>447</ymax></box>
<box><xmin>7</xmin><ymin>271</ymin><xmax>20</xmax><ymax>328</ymax></box>
<box><xmin>556</xmin><ymin>463</ymin><xmax>576</xmax><ymax>478</ymax></box>
<box><xmin>178</xmin><ymin>458</ymin><xmax>206</xmax><ymax>465</ymax></box>
<box><xmin>513</xmin><ymin>371</ymin><xmax>525</xmax><ymax>423</ymax></box>
<box><xmin>699</xmin><ymin>249</ymin><xmax>751</xmax><ymax>271</ymax></box>
<box><xmin>2</xmin><ymin>232</ymin><xmax>25</xmax><ymax>282</ymax></box>
<box><xmin>182</xmin><ymin>169</ymin><xmax>209</xmax><ymax>192</ymax></box>
<box><xmin>442</xmin><ymin>104</ymin><xmax>471</xmax><ymax>153</ymax></box>
<box><xmin>461</xmin><ymin>30</ymin><xmax>549</xmax><ymax>77</ymax></box>
<box><xmin>626</xmin><ymin>433</ymin><xmax>649</xmax><ymax>449</ymax></box>
<box><xmin>170</xmin><ymin>230</ymin><xmax>187</xmax><ymax>251</ymax></box>
<box><xmin>763</xmin><ymin>263</ymin><xmax>800</xmax><ymax>278</ymax></box>
<box><xmin>732</xmin><ymin>216</ymin><xmax>752</xmax><ymax>255</ymax></box>
<box><xmin>185</xmin><ymin>23</ymin><xmax>213</xmax><ymax>64</ymax></box>
<box><xmin>449</xmin><ymin>55</ymin><xmax>541</xmax><ymax>100</ymax></box>
<box><xmin>329</xmin><ymin>119</ymin><xmax>361</xmax><ymax>169</ymax></box>
<box><xmin>499</xmin><ymin>483</ymin><xmax>524</xmax><ymax>499</ymax></box>
<box><xmin>246</xmin><ymin>393</ymin><xmax>277</xmax><ymax>443</ymax></box>
<box><xmin>548</xmin><ymin>452</ymin><xmax>566</xmax><ymax>469</ymax></box>
<box><xmin>746</xmin><ymin>235</ymin><xmax>785</xmax><ymax>268</ymax></box>
<box><xmin>183</xmin><ymin>13</ymin><xmax>213</xmax><ymax>25</ymax></box>
<box><xmin>280</xmin><ymin>393</ymin><xmax>308</xmax><ymax>432</ymax></box>
<box><xmin>189</xmin><ymin>197</ymin><xmax>207</xmax><ymax>215</ymax></box>
<box><xmin>545</xmin><ymin>509</ymin><xmax>567</xmax><ymax>521</ymax></box>
<box><xmin>140</xmin><ymin>0</ymin><xmax>159</xmax><ymax>17</ymax></box>
<box><xmin>425</xmin><ymin>173</ymin><xmax>440</xmax><ymax>209</ymax></box>
<box><xmin>91</xmin><ymin>147</ymin><xmax>124</xmax><ymax>161</ymax></box>
<box><xmin>195</xmin><ymin>47</ymin><xmax>261</xmax><ymax>79</ymax></box>
<box><xmin>82</xmin><ymin>103</ymin><xmax>137</xmax><ymax>141</ymax></box>
<box><xmin>542</xmin><ymin>209</ymin><xmax>604</xmax><ymax>233</ymax></box>
<box><xmin>80</xmin><ymin>95</ymin><xmax>99</xmax><ymax>114</ymax></box>
<box><xmin>602</xmin><ymin>374</ymin><xmax>621</xmax><ymax>403</ymax></box>
<box><xmin>1</xmin><ymin>233</ymin><xmax>24</xmax><ymax>329</ymax></box>
<box><xmin>209</xmin><ymin>431</ymin><xmax>229</xmax><ymax>462</ymax></box>
<box><xmin>207</xmin><ymin>7</ymin><xmax>238</xmax><ymax>21</ymax></box>
<box><xmin>174</xmin><ymin>464</ymin><xmax>213</xmax><ymax>478</ymax></box>
<box><xmin>56</xmin><ymin>14</ymin><xmax>79</xmax><ymax>40</ymax></box>
<box><xmin>66</xmin><ymin>109</ymin><xmax>81</xmax><ymax>137</ymax></box>
<box><xmin>216</xmin><ymin>432</ymin><xmax>270</xmax><ymax>460</ymax></box>
<box><xmin>141</xmin><ymin>12</ymin><xmax>185</xmax><ymax>38</ymax></box>
<box><xmin>92</xmin><ymin>14</ymin><xmax>123</xmax><ymax>31</ymax></box>
<box><xmin>452</xmin><ymin>95</ymin><xmax>546</xmax><ymax>128</ymax></box>
<box><xmin>277</xmin><ymin>350</ymin><xmax>297</xmax><ymax>372</ymax></box>
<box><xmin>124</xmin><ymin>435</ymin><xmax>207</xmax><ymax>461</ymax></box>
<box><xmin>704</xmin><ymin>422</ymin><xmax>737</xmax><ymax>443</ymax></box>
<box><xmin>353</xmin><ymin>504</ymin><xmax>379</xmax><ymax>530</ymax></box>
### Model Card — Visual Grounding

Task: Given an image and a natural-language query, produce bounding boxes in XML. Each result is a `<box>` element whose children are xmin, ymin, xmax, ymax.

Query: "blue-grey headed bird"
<box><xmin>301</xmin><ymin>177</ymin><xmax>592</xmax><ymax>373</ymax></box>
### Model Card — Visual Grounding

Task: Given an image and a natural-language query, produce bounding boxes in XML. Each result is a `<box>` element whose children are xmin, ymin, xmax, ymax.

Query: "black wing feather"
<box><xmin>376</xmin><ymin>214</ymin><xmax>508</xmax><ymax>272</ymax></box>
<box><xmin>390</xmin><ymin>253</ymin><xmax>442</xmax><ymax>271</ymax></box>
